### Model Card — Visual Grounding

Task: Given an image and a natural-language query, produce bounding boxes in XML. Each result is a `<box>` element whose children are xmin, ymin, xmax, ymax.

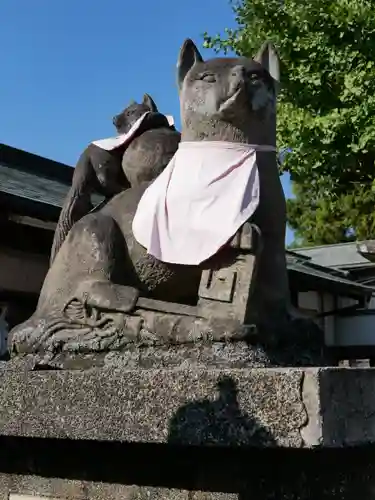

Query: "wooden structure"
<box><xmin>0</xmin><ymin>143</ymin><xmax>75</xmax><ymax>340</ymax></box>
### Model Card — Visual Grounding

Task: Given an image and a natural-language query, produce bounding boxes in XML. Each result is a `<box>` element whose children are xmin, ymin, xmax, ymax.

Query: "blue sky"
<box><xmin>0</xmin><ymin>0</ymin><xmax>293</xmax><ymax>242</ymax></box>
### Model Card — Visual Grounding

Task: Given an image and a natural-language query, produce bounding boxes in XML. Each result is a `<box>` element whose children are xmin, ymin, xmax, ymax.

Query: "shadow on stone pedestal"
<box><xmin>1</xmin><ymin>437</ymin><xmax>375</xmax><ymax>499</ymax></box>
<box><xmin>1</xmin><ymin>367</ymin><xmax>375</xmax><ymax>499</ymax></box>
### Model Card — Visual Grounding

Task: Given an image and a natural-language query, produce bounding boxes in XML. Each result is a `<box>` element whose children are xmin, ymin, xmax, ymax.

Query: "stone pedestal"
<box><xmin>0</xmin><ymin>366</ymin><xmax>375</xmax><ymax>499</ymax></box>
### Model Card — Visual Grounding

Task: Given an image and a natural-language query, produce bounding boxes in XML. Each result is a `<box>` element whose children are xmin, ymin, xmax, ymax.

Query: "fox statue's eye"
<box><xmin>199</xmin><ymin>73</ymin><xmax>217</xmax><ymax>83</ymax></box>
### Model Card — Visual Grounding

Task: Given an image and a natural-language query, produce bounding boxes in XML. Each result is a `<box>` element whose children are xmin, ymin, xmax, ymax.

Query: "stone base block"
<box><xmin>0</xmin><ymin>365</ymin><xmax>375</xmax><ymax>448</ymax></box>
<box><xmin>1</xmin><ymin>366</ymin><xmax>375</xmax><ymax>498</ymax></box>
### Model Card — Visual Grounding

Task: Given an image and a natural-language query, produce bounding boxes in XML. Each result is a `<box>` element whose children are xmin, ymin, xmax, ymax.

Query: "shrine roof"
<box><xmin>0</xmin><ymin>143</ymin><xmax>103</xmax><ymax>221</ymax></box>
<box><xmin>286</xmin><ymin>250</ymin><xmax>375</xmax><ymax>299</ymax></box>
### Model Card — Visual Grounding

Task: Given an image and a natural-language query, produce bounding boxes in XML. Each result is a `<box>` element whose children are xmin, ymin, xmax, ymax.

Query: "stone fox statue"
<box><xmin>50</xmin><ymin>94</ymin><xmax>180</xmax><ymax>265</ymax></box>
<box><xmin>10</xmin><ymin>39</ymin><xmax>289</xmax><ymax>354</ymax></box>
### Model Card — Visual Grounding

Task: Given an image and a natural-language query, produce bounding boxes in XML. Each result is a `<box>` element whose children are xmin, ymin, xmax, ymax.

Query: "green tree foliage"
<box><xmin>204</xmin><ymin>0</ymin><xmax>375</xmax><ymax>246</ymax></box>
<box><xmin>287</xmin><ymin>183</ymin><xmax>375</xmax><ymax>247</ymax></box>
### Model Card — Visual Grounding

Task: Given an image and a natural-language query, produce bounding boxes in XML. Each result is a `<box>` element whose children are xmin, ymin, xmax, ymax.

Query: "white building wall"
<box><xmin>294</xmin><ymin>291</ymin><xmax>375</xmax><ymax>346</ymax></box>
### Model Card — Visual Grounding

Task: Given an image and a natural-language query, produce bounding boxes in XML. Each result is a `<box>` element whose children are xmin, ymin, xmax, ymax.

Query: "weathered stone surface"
<box><xmin>1</xmin><ymin>365</ymin><xmax>375</xmax><ymax>499</ymax></box>
<box><xmin>0</xmin><ymin>367</ymin><xmax>305</xmax><ymax>447</ymax></box>
<box><xmin>8</xmin><ymin>330</ymin><xmax>329</xmax><ymax>370</ymax></box>
<box><xmin>0</xmin><ymin>476</ymin><xmax>237</xmax><ymax>500</ymax></box>
<box><xmin>1</xmin><ymin>366</ymin><xmax>374</xmax><ymax>450</ymax></box>
<box><xmin>319</xmin><ymin>367</ymin><xmax>375</xmax><ymax>446</ymax></box>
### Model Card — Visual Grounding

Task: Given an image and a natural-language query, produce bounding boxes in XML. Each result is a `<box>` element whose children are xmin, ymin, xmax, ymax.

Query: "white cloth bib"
<box><xmin>92</xmin><ymin>112</ymin><xmax>149</xmax><ymax>151</ymax></box>
<box><xmin>91</xmin><ymin>112</ymin><xmax>175</xmax><ymax>151</ymax></box>
<box><xmin>132</xmin><ymin>141</ymin><xmax>276</xmax><ymax>265</ymax></box>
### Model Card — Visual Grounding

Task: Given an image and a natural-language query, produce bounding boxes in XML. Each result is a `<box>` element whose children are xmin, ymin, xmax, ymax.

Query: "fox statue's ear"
<box><xmin>177</xmin><ymin>39</ymin><xmax>203</xmax><ymax>90</ymax></box>
<box><xmin>142</xmin><ymin>93</ymin><xmax>158</xmax><ymax>113</ymax></box>
<box><xmin>254</xmin><ymin>42</ymin><xmax>280</xmax><ymax>83</ymax></box>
